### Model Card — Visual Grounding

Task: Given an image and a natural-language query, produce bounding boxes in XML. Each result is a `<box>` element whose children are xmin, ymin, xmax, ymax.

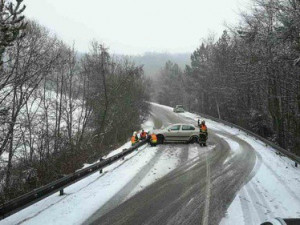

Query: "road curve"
<box><xmin>83</xmin><ymin>104</ymin><xmax>257</xmax><ymax>225</ymax></box>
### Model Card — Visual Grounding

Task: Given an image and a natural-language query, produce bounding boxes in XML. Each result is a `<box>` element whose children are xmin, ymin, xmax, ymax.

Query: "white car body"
<box><xmin>173</xmin><ymin>105</ymin><xmax>185</xmax><ymax>113</ymax></box>
<box><xmin>154</xmin><ymin>123</ymin><xmax>199</xmax><ymax>143</ymax></box>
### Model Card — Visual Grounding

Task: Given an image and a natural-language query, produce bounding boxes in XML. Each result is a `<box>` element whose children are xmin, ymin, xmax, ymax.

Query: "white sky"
<box><xmin>24</xmin><ymin>0</ymin><xmax>249</xmax><ymax>55</ymax></box>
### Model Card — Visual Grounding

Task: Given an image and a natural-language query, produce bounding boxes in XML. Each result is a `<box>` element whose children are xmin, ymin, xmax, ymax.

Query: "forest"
<box><xmin>0</xmin><ymin>0</ymin><xmax>149</xmax><ymax>202</ymax></box>
<box><xmin>155</xmin><ymin>0</ymin><xmax>300</xmax><ymax>156</ymax></box>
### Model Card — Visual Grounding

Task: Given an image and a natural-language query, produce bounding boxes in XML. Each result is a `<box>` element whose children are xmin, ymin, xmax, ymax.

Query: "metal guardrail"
<box><xmin>0</xmin><ymin>139</ymin><xmax>148</xmax><ymax>220</ymax></box>
<box><xmin>196</xmin><ymin>112</ymin><xmax>300</xmax><ymax>166</ymax></box>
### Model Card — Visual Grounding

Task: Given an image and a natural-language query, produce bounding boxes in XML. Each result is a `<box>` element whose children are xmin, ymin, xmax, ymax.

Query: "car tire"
<box><xmin>190</xmin><ymin>136</ymin><xmax>199</xmax><ymax>144</ymax></box>
<box><xmin>157</xmin><ymin>135</ymin><xmax>164</xmax><ymax>144</ymax></box>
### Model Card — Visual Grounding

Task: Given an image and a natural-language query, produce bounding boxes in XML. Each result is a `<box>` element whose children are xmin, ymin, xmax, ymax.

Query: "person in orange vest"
<box><xmin>140</xmin><ymin>129</ymin><xmax>147</xmax><ymax>140</ymax></box>
<box><xmin>149</xmin><ymin>132</ymin><xmax>158</xmax><ymax>147</ymax></box>
<box><xmin>198</xmin><ymin>119</ymin><xmax>208</xmax><ymax>146</ymax></box>
<box><xmin>131</xmin><ymin>132</ymin><xmax>138</xmax><ymax>146</ymax></box>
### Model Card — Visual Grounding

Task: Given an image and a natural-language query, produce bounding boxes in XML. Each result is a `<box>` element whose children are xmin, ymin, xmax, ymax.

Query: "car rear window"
<box><xmin>170</xmin><ymin>125</ymin><xmax>181</xmax><ymax>130</ymax></box>
<box><xmin>182</xmin><ymin>125</ymin><xmax>195</xmax><ymax>130</ymax></box>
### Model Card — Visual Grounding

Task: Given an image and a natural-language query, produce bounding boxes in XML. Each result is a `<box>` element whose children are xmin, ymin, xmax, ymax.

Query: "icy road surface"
<box><xmin>1</xmin><ymin>103</ymin><xmax>300</xmax><ymax>225</ymax></box>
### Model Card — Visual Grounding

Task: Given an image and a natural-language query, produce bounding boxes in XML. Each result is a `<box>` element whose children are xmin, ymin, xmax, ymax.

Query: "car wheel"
<box><xmin>190</xmin><ymin>136</ymin><xmax>199</xmax><ymax>144</ymax></box>
<box><xmin>157</xmin><ymin>135</ymin><xmax>164</xmax><ymax>144</ymax></box>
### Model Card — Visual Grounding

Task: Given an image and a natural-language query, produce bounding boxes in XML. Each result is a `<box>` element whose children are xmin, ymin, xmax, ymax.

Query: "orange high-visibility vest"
<box><xmin>151</xmin><ymin>134</ymin><xmax>157</xmax><ymax>143</ymax></box>
<box><xmin>141</xmin><ymin>132</ymin><xmax>147</xmax><ymax>139</ymax></box>
<box><xmin>200</xmin><ymin>125</ymin><xmax>207</xmax><ymax>132</ymax></box>
<box><xmin>131</xmin><ymin>136</ymin><xmax>137</xmax><ymax>144</ymax></box>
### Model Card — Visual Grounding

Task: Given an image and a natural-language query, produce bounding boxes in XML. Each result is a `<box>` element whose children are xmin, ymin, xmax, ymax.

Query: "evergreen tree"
<box><xmin>0</xmin><ymin>0</ymin><xmax>26</xmax><ymax>65</ymax></box>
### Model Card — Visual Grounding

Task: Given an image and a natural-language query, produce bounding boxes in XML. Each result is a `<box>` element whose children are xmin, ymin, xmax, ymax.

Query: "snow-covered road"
<box><xmin>181</xmin><ymin>110</ymin><xmax>300</xmax><ymax>224</ymax></box>
<box><xmin>85</xmin><ymin>103</ymin><xmax>256</xmax><ymax>225</ymax></box>
<box><xmin>1</xmin><ymin>103</ymin><xmax>300</xmax><ymax>225</ymax></box>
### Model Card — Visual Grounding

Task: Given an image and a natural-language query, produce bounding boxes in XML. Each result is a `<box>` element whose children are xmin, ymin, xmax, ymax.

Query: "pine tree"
<box><xmin>0</xmin><ymin>0</ymin><xmax>26</xmax><ymax>65</ymax></box>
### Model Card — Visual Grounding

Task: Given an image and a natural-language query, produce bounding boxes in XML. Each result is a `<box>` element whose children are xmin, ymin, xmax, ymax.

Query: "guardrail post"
<box><xmin>58</xmin><ymin>174</ymin><xmax>65</xmax><ymax>196</ymax></box>
<box><xmin>296</xmin><ymin>162</ymin><xmax>298</xmax><ymax>168</ymax></box>
<box><xmin>122</xmin><ymin>149</ymin><xmax>126</xmax><ymax>160</ymax></box>
<box><xmin>100</xmin><ymin>157</ymin><xmax>104</xmax><ymax>174</ymax></box>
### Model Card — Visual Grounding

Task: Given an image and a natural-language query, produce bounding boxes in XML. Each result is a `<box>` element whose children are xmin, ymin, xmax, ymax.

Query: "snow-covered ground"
<box><xmin>181</xmin><ymin>110</ymin><xmax>300</xmax><ymax>224</ymax></box>
<box><xmin>1</xmin><ymin>104</ymin><xmax>300</xmax><ymax>225</ymax></box>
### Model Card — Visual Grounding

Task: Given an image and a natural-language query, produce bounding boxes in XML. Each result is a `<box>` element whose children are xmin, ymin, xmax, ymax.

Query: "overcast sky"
<box><xmin>24</xmin><ymin>0</ymin><xmax>249</xmax><ymax>55</ymax></box>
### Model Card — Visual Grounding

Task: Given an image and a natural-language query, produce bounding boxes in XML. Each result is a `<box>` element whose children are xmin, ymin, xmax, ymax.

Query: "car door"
<box><xmin>165</xmin><ymin>125</ymin><xmax>181</xmax><ymax>142</ymax></box>
<box><xmin>181</xmin><ymin>125</ymin><xmax>196</xmax><ymax>141</ymax></box>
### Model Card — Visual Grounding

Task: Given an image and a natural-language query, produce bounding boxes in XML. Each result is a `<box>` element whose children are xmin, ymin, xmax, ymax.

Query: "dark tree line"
<box><xmin>155</xmin><ymin>0</ymin><xmax>300</xmax><ymax>156</ymax></box>
<box><xmin>0</xmin><ymin>0</ymin><xmax>149</xmax><ymax>202</ymax></box>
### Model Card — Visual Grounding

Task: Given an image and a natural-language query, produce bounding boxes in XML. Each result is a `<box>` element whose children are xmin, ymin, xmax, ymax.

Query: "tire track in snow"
<box><xmin>85</xmin><ymin>145</ymin><xmax>166</xmax><ymax>224</ymax></box>
<box><xmin>239</xmin><ymin>187</ymin><xmax>254</xmax><ymax>225</ymax></box>
<box><xmin>262</xmin><ymin>160</ymin><xmax>300</xmax><ymax>203</ymax></box>
<box><xmin>244</xmin><ymin>182</ymin><xmax>268</xmax><ymax>222</ymax></box>
<box><xmin>248</xmin><ymin>181</ymin><xmax>275</xmax><ymax>218</ymax></box>
<box><xmin>252</xmin><ymin>177</ymin><xmax>286</xmax><ymax>216</ymax></box>
<box><xmin>179</xmin><ymin>144</ymin><xmax>189</xmax><ymax>165</ymax></box>
<box><xmin>202</xmin><ymin>149</ymin><xmax>211</xmax><ymax>225</ymax></box>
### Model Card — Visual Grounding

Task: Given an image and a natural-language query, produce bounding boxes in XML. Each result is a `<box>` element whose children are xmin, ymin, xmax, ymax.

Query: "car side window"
<box><xmin>182</xmin><ymin>125</ymin><xmax>195</xmax><ymax>131</ymax></box>
<box><xmin>170</xmin><ymin>125</ymin><xmax>181</xmax><ymax>131</ymax></box>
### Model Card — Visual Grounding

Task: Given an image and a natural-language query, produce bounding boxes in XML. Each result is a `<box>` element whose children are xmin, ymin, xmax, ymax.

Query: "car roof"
<box><xmin>169</xmin><ymin>123</ymin><xmax>195</xmax><ymax>127</ymax></box>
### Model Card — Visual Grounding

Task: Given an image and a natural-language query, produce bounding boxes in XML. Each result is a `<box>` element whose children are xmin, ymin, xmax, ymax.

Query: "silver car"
<box><xmin>155</xmin><ymin>123</ymin><xmax>199</xmax><ymax>144</ymax></box>
<box><xmin>173</xmin><ymin>105</ymin><xmax>185</xmax><ymax>113</ymax></box>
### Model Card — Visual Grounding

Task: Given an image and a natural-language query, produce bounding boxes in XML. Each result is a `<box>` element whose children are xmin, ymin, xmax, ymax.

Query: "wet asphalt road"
<box><xmin>83</xmin><ymin>104</ymin><xmax>257</xmax><ymax>225</ymax></box>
